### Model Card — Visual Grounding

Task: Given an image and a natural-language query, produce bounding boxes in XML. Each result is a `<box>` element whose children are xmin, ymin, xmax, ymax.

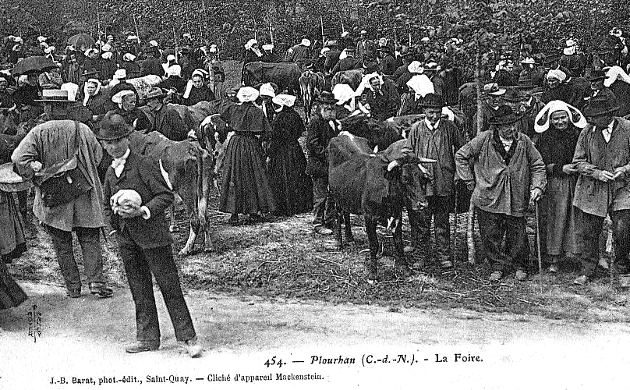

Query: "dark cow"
<box><xmin>299</xmin><ymin>69</ymin><xmax>325</xmax><ymax>124</ymax></box>
<box><xmin>331</xmin><ymin>69</ymin><xmax>364</xmax><ymax>90</ymax></box>
<box><xmin>128</xmin><ymin>131</ymin><xmax>214</xmax><ymax>255</ymax></box>
<box><xmin>328</xmin><ymin>132</ymin><xmax>435</xmax><ymax>281</ymax></box>
<box><xmin>242</xmin><ymin>61</ymin><xmax>301</xmax><ymax>94</ymax></box>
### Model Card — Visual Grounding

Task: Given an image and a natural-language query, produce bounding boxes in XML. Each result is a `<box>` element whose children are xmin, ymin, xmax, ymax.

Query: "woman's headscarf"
<box><xmin>406</xmin><ymin>74</ymin><xmax>435</xmax><ymax>99</ymax></box>
<box><xmin>183</xmin><ymin>69</ymin><xmax>209</xmax><ymax>99</ymax></box>
<box><xmin>237</xmin><ymin>86</ymin><xmax>259</xmax><ymax>103</ymax></box>
<box><xmin>534</xmin><ymin>100</ymin><xmax>586</xmax><ymax>133</ymax></box>
<box><xmin>83</xmin><ymin>78</ymin><xmax>101</xmax><ymax>106</ymax></box>
<box><xmin>272</xmin><ymin>94</ymin><xmax>296</xmax><ymax>112</ymax></box>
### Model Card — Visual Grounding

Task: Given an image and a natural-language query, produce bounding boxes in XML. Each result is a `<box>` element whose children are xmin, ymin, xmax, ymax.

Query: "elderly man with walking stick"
<box><xmin>455</xmin><ymin>105</ymin><xmax>546</xmax><ymax>282</ymax></box>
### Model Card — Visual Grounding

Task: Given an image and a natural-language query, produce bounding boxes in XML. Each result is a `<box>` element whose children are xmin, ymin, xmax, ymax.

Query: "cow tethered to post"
<box><xmin>327</xmin><ymin>132</ymin><xmax>436</xmax><ymax>282</ymax></box>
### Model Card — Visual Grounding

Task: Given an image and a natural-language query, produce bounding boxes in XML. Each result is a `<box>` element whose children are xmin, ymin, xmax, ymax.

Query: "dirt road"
<box><xmin>1</xmin><ymin>281</ymin><xmax>630</xmax><ymax>390</ymax></box>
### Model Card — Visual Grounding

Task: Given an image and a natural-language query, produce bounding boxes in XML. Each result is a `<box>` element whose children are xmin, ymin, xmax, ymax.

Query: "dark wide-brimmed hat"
<box><xmin>420</xmin><ymin>93</ymin><xmax>444</xmax><ymax>108</ymax></box>
<box><xmin>34</xmin><ymin>89</ymin><xmax>71</xmax><ymax>103</ymax></box>
<box><xmin>95</xmin><ymin>112</ymin><xmax>133</xmax><ymax>141</ymax></box>
<box><xmin>582</xmin><ymin>94</ymin><xmax>620</xmax><ymax>117</ymax></box>
<box><xmin>588</xmin><ymin>69</ymin><xmax>608</xmax><ymax>82</ymax></box>
<box><xmin>82</xmin><ymin>68</ymin><xmax>99</xmax><ymax>77</ymax></box>
<box><xmin>502</xmin><ymin>88</ymin><xmax>523</xmax><ymax>103</ymax></box>
<box><xmin>316</xmin><ymin>91</ymin><xmax>338</xmax><ymax>105</ymax></box>
<box><xmin>488</xmin><ymin>105</ymin><xmax>524</xmax><ymax>125</ymax></box>
<box><xmin>145</xmin><ymin>87</ymin><xmax>166</xmax><ymax>100</ymax></box>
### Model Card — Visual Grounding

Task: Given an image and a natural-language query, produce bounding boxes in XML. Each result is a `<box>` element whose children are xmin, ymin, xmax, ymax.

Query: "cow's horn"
<box><xmin>418</xmin><ymin>157</ymin><xmax>437</xmax><ymax>163</ymax></box>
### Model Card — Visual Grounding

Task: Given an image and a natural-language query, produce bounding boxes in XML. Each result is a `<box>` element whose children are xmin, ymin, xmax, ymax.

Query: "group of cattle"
<box><xmin>1</xmin><ymin>93</ymin><xmax>444</xmax><ymax>281</ymax></box>
<box><xmin>242</xmin><ymin>61</ymin><xmax>365</xmax><ymax>123</ymax></box>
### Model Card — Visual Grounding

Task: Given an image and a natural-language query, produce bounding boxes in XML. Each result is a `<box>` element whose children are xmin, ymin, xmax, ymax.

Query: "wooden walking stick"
<box><xmin>535</xmin><ymin>200</ymin><xmax>543</xmax><ymax>293</ymax></box>
<box><xmin>452</xmin><ymin>181</ymin><xmax>458</xmax><ymax>264</ymax></box>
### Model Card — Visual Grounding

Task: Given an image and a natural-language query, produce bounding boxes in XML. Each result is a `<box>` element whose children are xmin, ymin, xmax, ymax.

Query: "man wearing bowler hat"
<box><xmin>572</xmin><ymin>94</ymin><xmax>630</xmax><ymax>285</ymax></box>
<box><xmin>399</xmin><ymin>93</ymin><xmax>465</xmax><ymax>268</ymax></box>
<box><xmin>97</xmin><ymin>112</ymin><xmax>202</xmax><ymax>356</ymax></box>
<box><xmin>584</xmin><ymin>69</ymin><xmax>617</xmax><ymax>104</ymax></box>
<box><xmin>306</xmin><ymin>91</ymin><xmax>340</xmax><ymax>235</ymax></box>
<box><xmin>145</xmin><ymin>87</ymin><xmax>188</xmax><ymax>141</ymax></box>
<box><xmin>456</xmin><ymin>105</ymin><xmax>546</xmax><ymax>281</ymax></box>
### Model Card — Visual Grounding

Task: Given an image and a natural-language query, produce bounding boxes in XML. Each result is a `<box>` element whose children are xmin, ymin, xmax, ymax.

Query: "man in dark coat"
<box><xmin>140</xmin><ymin>48</ymin><xmax>165</xmax><ymax>77</ymax></box>
<box><xmin>360</xmin><ymin>72</ymin><xmax>400</xmax><ymax>121</ymax></box>
<box><xmin>97</xmin><ymin>112</ymin><xmax>202</xmax><ymax>357</ymax></box>
<box><xmin>306</xmin><ymin>91</ymin><xmax>340</xmax><ymax>235</ymax></box>
<box><xmin>377</xmin><ymin>46</ymin><xmax>397</xmax><ymax>76</ymax></box>
<box><xmin>261</xmin><ymin>44</ymin><xmax>280</xmax><ymax>63</ymax></box>
<box><xmin>323</xmin><ymin>41</ymin><xmax>342</xmax><ymax>74</ymax></box>
<box><xmin>145</xmin><ymin>87</ymin><xmax>188</xmax><ymax>141</ymax></box>
<box><xmin>285</xmin><ymin>38</ymin><xmax>311</xmax><ymax>63</ymax></box>
<box><xmin>356</xmin><ymin>30</ymin><xmax>376</xmax><ymax>62</ymax></box>
<box><xmin>331</xmin><ymin>47</ymin><xmax>361</xmax><ymax>74</ymax></box>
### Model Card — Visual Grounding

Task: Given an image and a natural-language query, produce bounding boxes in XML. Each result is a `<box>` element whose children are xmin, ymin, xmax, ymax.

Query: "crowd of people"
<box><xmin>2</xmin><ymin>25</ymin><xmax>630</xmax><ymax>357</ymax></box>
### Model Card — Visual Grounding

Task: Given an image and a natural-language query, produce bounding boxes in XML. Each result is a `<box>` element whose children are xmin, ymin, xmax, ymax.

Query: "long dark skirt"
<box><xmin>219</xmin><ymin>133</ymin><xmax>276</xmax><ymax>215</ymax></box>
<box><xmin>268</xmin><ymin>142</ymin><xmax>313</xmax><ymax>216</ymax></box>
<box><xmin>0</xmin><ymin>192</ymin><xmax>25</xmax><ymax>260</ymax></box>
<box><xmin>539</xmin><ymin>175</ymin><xmax>579</xmax><ymax>257</ymax></box>
<box><xmin>0</xmin><ymin>261</ymin><xmax>27</xmax><ymax>309</ymax></box>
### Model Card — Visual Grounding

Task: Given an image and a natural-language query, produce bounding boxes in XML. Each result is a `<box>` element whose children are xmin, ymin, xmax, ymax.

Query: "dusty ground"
<box><xmin>1</xmin><ymin>282</ymin><xmax>630</xmax><ymax>390</ymax></box>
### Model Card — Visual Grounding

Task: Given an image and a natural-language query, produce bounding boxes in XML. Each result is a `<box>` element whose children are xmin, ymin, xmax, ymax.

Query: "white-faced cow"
<box><xmin>328</xmin><ymin>132</ymin><xmax>435</xmax><ymax>281</ymax></box>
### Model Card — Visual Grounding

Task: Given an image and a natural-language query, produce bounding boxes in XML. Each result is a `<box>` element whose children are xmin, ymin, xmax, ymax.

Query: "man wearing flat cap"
<box><xmin>456</xmin><ymin>105</ymin><xmax>546</xmax><ymax>282</ymax></box>
<box><xmin>97</xmin><ymin>112</ymin><xmax>202</xmax><ymax>357</ymax></box>
<box><xmin>572</xmin><ymin>94</ymin><xmax>630</xmax><ymax>285</ymax></box>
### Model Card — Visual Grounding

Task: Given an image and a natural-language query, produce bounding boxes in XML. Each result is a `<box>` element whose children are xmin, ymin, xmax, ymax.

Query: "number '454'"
<box><xmin>264</xmin><ymin>356</ymin><xmax>284</xmax><ymax>368</ymax></box>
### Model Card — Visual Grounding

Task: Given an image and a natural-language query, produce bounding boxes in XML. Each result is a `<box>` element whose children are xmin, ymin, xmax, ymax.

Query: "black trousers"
<box><xmin>575</xmin><ymin>208</ymin><xmax>630</xmax><ymax>276</ymax></box>
<box><xmin>476</xmin><ymin>208</ymin><xmax>529</xmax><ymax>272</ymax></box>
<box><xmin>311</xmin><ymin>176</ymin><xmax>335</xmax><ymax>227</ymax></box>
<box><xmin>118</xmin><ymin>230</ymin><xmax>196</xmax><ymax>343</ymax></box>
<box><xmin>409</xmin><ymin>196</ymin><xmax>451</xmax><ymax>260</ymax></box>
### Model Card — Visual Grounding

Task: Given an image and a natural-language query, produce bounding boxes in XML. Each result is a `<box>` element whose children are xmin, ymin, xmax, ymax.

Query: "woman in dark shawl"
<box><xmin>219</xmin><ymin>87</ymin><xmax>276</xmax><ymax>224</ymax></box>
<box><xmin>534</xmin><ymin>100</ymin><xmax>586</xmax><ymax>272</ymax></box>
<box><xmin>266</xmin><ymin>94</ymin><xmax>312</xmax><ymax>216</ymax></box>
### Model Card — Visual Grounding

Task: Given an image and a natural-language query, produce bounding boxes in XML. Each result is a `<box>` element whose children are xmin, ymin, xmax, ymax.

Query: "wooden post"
<box><xmin>467</xmin><ymin>48</ymin><xmax>484</xmax><ymax>264</ymax></box>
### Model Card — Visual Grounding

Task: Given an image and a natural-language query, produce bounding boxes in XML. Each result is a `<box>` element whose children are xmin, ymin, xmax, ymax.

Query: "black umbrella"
<box><xmin>68</xmin><ymin>33</ymin><xmax>95</xmax><ymax>49</ymax></box>
<box><xmin>11</xmin><ymin>56</ymin><xmax>57</xmax><ymax>76</ymax></box>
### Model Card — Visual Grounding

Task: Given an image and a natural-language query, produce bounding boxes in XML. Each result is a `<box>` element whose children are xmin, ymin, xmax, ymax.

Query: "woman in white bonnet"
<box><xmin>266</xmin><ymin>93</ymin><xmax>312</xmax><ymax>216</ymax></box>
<box><xmin>218</xmin><ymin>86</ymin><xmax>276</xmax><ymax>224</ymax></box>
<box><xmin>534</xmin><ymin>100</ymin><xmax>586</xmax><ymax>272</ymax></box>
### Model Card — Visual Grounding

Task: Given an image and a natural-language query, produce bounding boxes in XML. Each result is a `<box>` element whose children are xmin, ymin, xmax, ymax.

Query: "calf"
<box><xmin>328</xmin><ymin>133</ymin><xmax>434</xmax><ymax>281</ymax></box>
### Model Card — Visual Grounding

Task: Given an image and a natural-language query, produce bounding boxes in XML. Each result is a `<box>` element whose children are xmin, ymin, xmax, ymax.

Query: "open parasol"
<box><xmin>67</xmin><ymin>33</ymin><xmax>95</xmax><ymax>49</ymax></box>
<box><xmin>10</xmin><ymin>56</ymin><xmax>57</xmax><ymax>76</ymax></box>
